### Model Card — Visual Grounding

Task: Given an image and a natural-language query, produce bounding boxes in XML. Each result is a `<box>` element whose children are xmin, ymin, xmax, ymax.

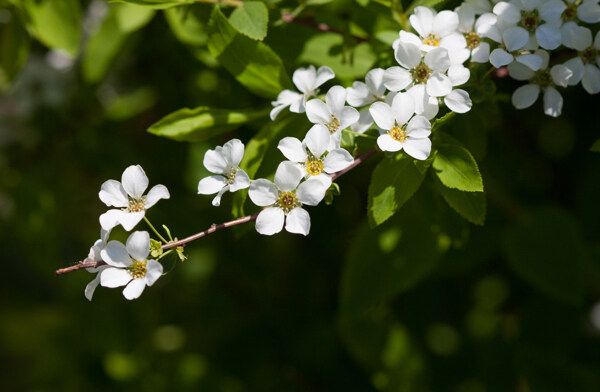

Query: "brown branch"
<box><xmin>55</xmin><ymin>148</ymin><xmax>378</xmax><ymax>276</ymax></box>
<box><xmin>282</xmin><ymin>14</ymin><xmax>369</xmax><ymax>43</ymax></box>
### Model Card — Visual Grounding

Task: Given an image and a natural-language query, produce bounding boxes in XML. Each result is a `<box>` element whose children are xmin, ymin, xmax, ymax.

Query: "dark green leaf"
<box><xmin>437</xmin><ymin>181</ymin><xmax>486</xmax><ymax>225</ymax></box>
<box><xmin>23</xmin><ymin>0</ymin><xmax>81</xmax><ymax>56</ymax></box>
<box><xmin>504</xmin><ymin>207</ymin><xmax>586</xmax><ymax>306</ymax></box>
<box><xmin>148</xmin><ymin>106</ymin><xmax>270</xmax><ymax>142</ymax></box>
<box><xmin>591</xmin><ymin>138</ymin><xmax>600</xmax><ymax>152</ymax></box>
<box><xmin>207</xmin><ymin>7</ymin><xmax>291</xmax><ymax>98</ymax></box>
<box><xmin>164</xmin><ymin>6</ymin><xmax>207</xmax><ymax>46</ymax></box>
<box><xmin>229</xmin><ymin>1</ymin><xmax>268</xmax><ymax>41</ymax></box>
<box><xmin>0</xmin><ymin>8</ymin><xmax>30</xmax><ymax>82</ymax></box>
<box><xmin>367</xmin><ymin>153</ymin><xmax>426</xmax><ymax>227</ymax></box>
<box><xmin>432</xmin><ymin>143</ymin><xmax>483</xmax><ymax>192</ymax></box>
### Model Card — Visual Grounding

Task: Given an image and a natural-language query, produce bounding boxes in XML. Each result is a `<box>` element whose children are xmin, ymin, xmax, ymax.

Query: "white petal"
<box><xmin>346</xmin><ymin>81</ymin><xmax>371</xmax><ymax>107</ymax></box>
<box><xmin>126</xmin><ymin>231</ymin><xmax>150</xmax><ymax>261</ymax></box>
<box><xmin>369</xmin><ymin>102</ymin><xmax>395</xmax><ymax>130</ymax></box>
<box><xmin>285</xmin><ymin>208</ymin><xmax>311</xmax><ymax>236</ymax></box>
<box><xmin>204</xmin><ymin>149</ymin><xmax>228</xmax><ymax>174</ymax></box>
<box><xmin>100</xmin><ymin>267</ymin><xmax>132</xmax><ymax>288</ymax></box>
<box><xmin>198</xmin><ymin>175</ymin><xmax>226</xmax><ymax>195</ymax></box>
<box><xmin>145</xmin><ymin>184</ymin><xmax>169</xmax><ymax>209</ymax></box>
<box><xmin>582</xmin><ymin>64</ymin><xmax>600</xmax><ymax>94</ymax></box>
<box><xmin>296</xmin><ymin>176</ymin><xmax>331</xmax><ymax>206</ymax></box>
<box><xmin>403</xmin><ymin>138</ymin><xmax>432</xmax><ymax>160</ymax></box>
<box><xmin>350</xmin><ymin>108</ymin><xmax>374</xmax><ymax>134</ymax></box>
<box><xmin>222</xmin><ymin>139</ymin><xmax>245</xmax><ymax>167</ymax></box>
<box><xmin>365</xmin><ymin>68</ymin><xmax>387</xmax><ymax>97</ymax></box>
<box><xmin>551</xmin><ymin>65</ymin><xmax>573</xmax><ymax>88</ymax></box>
<box><xmin>145</xmin><ymin>259</ymin><xmax>163</xmax><ymax>286</ymax></box>
<box><xmin>391</xmin><ymin>92</ymin><xmax>415</xmax><ymax>125</ymax></box>
<box><xmin>305</xmin><ymin>99</ymin><xmax>331</xmax><ymax>125</ymax></box>
<box><xmin>99</xmin><ymin>209</ymin><xmax>125</xmax><ymax>231</ymax></box>
<box><xmin>471</xmin><ymin>42</ymin><xmax>490</xmax><ymax>63</ymax></box>
<box><xmin>564</xmin><ymin>57</ymin><xmax>584</xmax><ymax>85</ymax></box>
<box><xmin>516</xmin><ymin>54</ymin><xmax>543</xmax><ymax>71</ymax></box>
<box><xmin>578</xmin><ymin>1</ymin><xmax>600</xmax><ymax>23</ymax></box>
<box><xmin>248</xmin><ymin>179</ymin><xmax>278</xmax><ymax>206</ymax></box>
<box><xmin>562</xmin><ymin>23</ymin><xmax>592</xmax><ymax>51</ymax></box>
<box><xmin>101</xmin><ymin>241</ymin><xmax>131</xmax><ymax>268</ymax></box>
<box><xmin>539</xmin><ymin>0</ymin><xmax>566</xmax><ymax>22</ymax></box>
<box><xmin>123</xmin><ymin>278</ymin><xmax>146</xmax><ymax>300</ymax></box>
<box><xmin>287</xmin><ymin>93</ymin><xmax>306</xmax><ymax>114</ymax></box>
<box><xmin>305</xmin><ymin>124</ymin><xmax>330</xmax><ymax>158</ymax></box>
<box><xmin>489</xmin><ymin>48</ymin><xmax>514</xmax><ymax>68</ymax></box>
<box><xmin>338</xmin><ymin>106</ymin><xmax>360</xmax><ymax>130</ymax></box>
<box><xmin>314</xmin><ymin>66</ymin><xmax>335</xmax><ymax>88</ymax></box>
<box><xmin>255</xmin><ymin>207</ymin><xmax>285</xmax><ymax>236</ymax></box>
<box><xmin>121</xmin><ymin>165</ymin><xmax>149</xmax><ymax>198</ymax></box>
<box><xmin>508</xmin><ymin>62</ymin><xmax>536</xmax><ymax>80</ymax></box>
<box><xmin>278</xmin><ymin>137</ymin><xmax>306</xmax><ymax>162</ymax></box>
<box><xmin>448</xmin><ymin>65</ymin><xmax>470</xmax><ymax>86</ymax></box>
<box><xmin>230</xmin><ymin>170</ymin><xmax>250</xmax><ymax>192</ymax></box>
<box><xmin>493</xmin><ymin>2</ymin><xmax>521</xmax><ymax>24</ymax></box>
<box><xmin>99</xmin><ymin>180</ymin><xmax>128</xmax><ymax>208</ymax></box>
<box><xmin>425</xmin><ymin>48</ymin><xmax>451</xmax><ymax>72</ymax></box>
<box><xmin>426</xmin><ymin>73</ymin><xmax>452</xmax><ymax>97</ymax></box>
<box><xmin>85</xmin><ymin>274</ymin><xmax>101</xmax><ymax>301</ymax></box>
<box><xmin>503</xmin><ymin>26</ymin><xmax>529</xmax><ymax>52</ymax></box>
<box><xmin>118</xmin><ymin>211</ymin><xmax>145</xmax><ymax>232</ymax></box>
<box><xmin>326</xmin><ymin>85</ymin><xmax>347</xmax><ymax>117</ymax></box>
<box><xmin>512</xmin><ymin>84</ymin><xmax>541</xmax><ymax>109</ymax></box>
<box><xmin>434</xmin><ymin>10</ymin><xmax>459</xmax><ymax>37</ymax></box>
<box><xmin>407</xmin><ymin>84</ymin><xmax>429</xmax><ymax>114</ymax></box>
<box><xmin>394</xmin><ymin>42</ymin><xmax>422</xmax><ymax>69</ymax></box>
<box><xmin>536</xmin><ymin>24</ymin><xmax>561</xmax><ymax>50</ymax></box>
<box><xmin>476</xmin><ymin>13</ymin><xmax>501</xmax><ymax>42</ymax></box>
<box><xmin>543</xmin><ymin>87</ymin><xmax>563</xmax><ymax>117</ymax></box>
<box><xmin>323</xmin><ymin>149</ymin><xmax>354</xmax><ymax>173</ymax></box>
<box><xmin>410</xmin><ymin>6</ymin><xmax>434</xmax><ymax>38</ymax></box>
<box><xmin>377</xmin><ymin>134</ymin><xmax>403</xmax><ymax>152</ymax></box>
<box><xmin>421</xmin><ymin>97</ymin><xmax>440</xmax><ymax>120</ymax></box>
<box><xmin>211</xmin><ymin>186</ymin><xmax>229</xmax><ymax>207</ymax></box>
<box><xmin>444</xmin><ymin>89</ymin><xmax>473</xmax><ymax>113</ymax></box>
<box><xmin>274</xmin><ymin>161</ymin><xmax>304</xmax><ymax>191</ymax></box>
<box><xmin>457</xmin><ymin>4</ymin><xmax>475</xmax><ymax>32</ymax></box>
<box><xmin>271</xmin><ymin>90</ymin><xmax>302</xmax><ymax>120</ymax></box>
<box><xmin>293</xmin><ymin>65</ymin><xmax>317</xmax><ymax>94</ymax></box>
<box><xmin>383</xmin><ymin>66</ymin><xmax>412</xmax><ymax>92</ymax></box>
<box><xmin>406</xmin><ymin>115</ymin><xmax>432</xmax><ymax>137</ymax></box>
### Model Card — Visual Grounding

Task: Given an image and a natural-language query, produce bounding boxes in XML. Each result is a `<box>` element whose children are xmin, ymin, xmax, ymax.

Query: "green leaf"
<box><xmin>0</xmin><ymin>8</ymin><xmax>30</xmax><ymax>82</ymax></box>
<box><xmin>229</xmin><ymin>1</ymin><xmax>268</xmax><ymax>41</ymax></box>
<box><xmin>148</xmin><ymin>106</ymin><xmax>269</xmax><ymax>142</ymax></box>
<box><xmin>109</xmin><ymin>0</ymin><xmax>196</xmax><ymax>9</ymax></box>
<box><xmin>367</xmin><ymin>153</ymin><xmax>427</xmax><ymax>227</ymax></box>
<box><xmin>437</xmin><ymin>181</ymin><xmax>486</xmax><ymax>225</ymax></box>
<box><xmin>207</xmin><ymin>7</ymin><xmax>291</xmax><ymax>99</ymax></box>
<box><xmin>23</xmin><ymin>0</ymin><xmax>81</xmax><ymax>56</ymax></box>
<box><xmin>504</xmin><ymin>207</ymin><xmax>586</xmax><ymax>307</ymax></box>
<box><xmin>432</xmin><ymin>143</ymin><xmax>483</xmax><ymax>192</ymax></box>
<box><xmin>591</xmin><ymin>138</ymin><xmax>600</xmax><ymax>152</ymax></box>
<box><xmin>164</xmin><ymin>7</ymin><xmax>208</xmax><ymax>46</ymax></box>
<box><xmin>82</xmin><ymin>4</ymin><xmax>154</xmax><ymax>83</ymax></box>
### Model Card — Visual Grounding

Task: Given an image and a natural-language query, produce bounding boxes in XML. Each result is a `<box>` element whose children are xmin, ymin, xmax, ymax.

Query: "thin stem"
<box><xmin>55</xmin><ymin>148</ymin><xmax>378</xmax><ymax>276</ymax></box>
<box><xmin>197</xmin><ymin>0</ymin><xmax>243</xmax><ymax>7</ymax></box>
<box><xmin>342</xmin><ymin>129</ymin><xmax>377</xmax><ymax>139</ymax></box>
<box><xmin>157</xmin><ymin>249</ymin><xmax>174</xmax><ymax>261</ymax></box>
<box><xmin>144</xmin><ymin>216</ymin><xmax>168</xmax><ymax>243</ymax></box>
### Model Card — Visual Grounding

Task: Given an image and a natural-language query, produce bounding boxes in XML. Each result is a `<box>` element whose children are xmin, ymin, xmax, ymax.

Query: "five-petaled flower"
<box><xmin>99</xmin><ymin>165</ymin><xmax>170</xmax><ymax>231</ymax></box>
<box><xmin>100</xmin><ymin>231</ymin><xmax>163</xmax><ymax>300</ymax></box>
<box><xmin>197</xmin><ymin>139</ymin><xmax>250</xmax><ymax>206</ymax></box>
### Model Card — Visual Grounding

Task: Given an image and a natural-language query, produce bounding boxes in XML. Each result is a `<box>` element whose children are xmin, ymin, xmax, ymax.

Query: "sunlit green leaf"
<box><xmin>115</xmin><ymin>3</ymin><xmax>155</xmax><ymax>33</ymax></box>
<box><xmin>164</xmin><ymin>6</ymin><xmax>208</xmax><ymax>46</ymax></box>
<box><xmin>432</xmin><ymin>143</ymin><xmax>483</xmax><ymax>192</ymax></box>
<box><xmin>109</xmin><ymin>0</ymin><xmax>196</xmax><ymax>9</ymax></box>
<box><xmin>23</xmin><ymin>0</ymin><xmax>81</xmax><ymax>56</ymax></box>
<box><xmin>229</xmin><ymin>1</ymin><xmax>268</xmax><ymax>41</ymax></box>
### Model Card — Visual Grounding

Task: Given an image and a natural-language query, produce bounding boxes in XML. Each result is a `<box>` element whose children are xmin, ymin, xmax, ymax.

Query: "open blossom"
<box><xmin>369</xmin><ymin>93</ymin><xmax>432</xmax><ymax>160</ymax></box>
<box><xmin>561</xmin><ymin>0</ymin><xmax>600</xmax><ymax>24</ymax></box>
<box><xmin>277</xmin><ymin>124</ymin><xmax>354</xmax><ymax>180</ymax></box>
<box><xmin>100</xmin><ymin>231</ymin><xmax>163</xmax><ymax>300</ymax></box>
<box><xmin>456</xmin><ymin>4</ymin><xmax>500</xmax><ymax>63</ymax></box>
<box><xmin>562</xmin><ymin>26</ymin><xmax>600</xmax><ymax>94</ymax></box>
<box><xmin>270</xmin><ymin>65</ymin><xmax>335</xmax><ymax>120</ymax></box>
<box><xmin>248</xmin><ymin>162</ymin><xmax>331</xmax><ymax>236</ymax></box>
<box><xmin>84</xmin><ymin>228</ymin><xmax>111</xmax><ymax>301</ymax></box>
<box><xmin>99</xmin><ymin>165</ymin><xmax>170</xmax><ymax>231</ymax></box>
<box><xmin>197</xmin><ymin>139</ymin><xmax>250</xmax><ymax>206</ymax></box>
<box><xmin>509</xmin><ymin>50</ymin><xmax>573</xmax><ymax>117</ymax></box>
<box><xmin>305</xmin><ymin>85</ymin><xmax>360</xmax><ymax>149</ymax></box>
<box><xmin>403</xmin><ymin>6</ymin><xmax>466</xmax><ymax>57</ymax></box>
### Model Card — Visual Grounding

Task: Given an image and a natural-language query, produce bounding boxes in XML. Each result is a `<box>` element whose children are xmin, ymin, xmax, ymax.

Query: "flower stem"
<box><xmin>342</xmin><ymin>129</ymin><xmax>378</xmax><ymax>139</ymax></box>
<box><xmin>144</xmin><ymin>216</ymin><xmax>168</xmax><ymax>243</ymax></box>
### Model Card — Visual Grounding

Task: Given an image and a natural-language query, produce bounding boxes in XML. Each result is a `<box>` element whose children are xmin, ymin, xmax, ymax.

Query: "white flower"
<box><xmin>405</xmin><ymin>6</ymin><xmax>466</xmax><ymax>56</ymax></box>
<box><xmin>197</xmin><ymin>139</ymin><xmax>250</xmax><ymax>206</ymax></box>
<box><xmin>248</xmin><ymin>162</ymin><xmax>331</xmax><ymax>236</ymax></box>
<box><xmin>562</xmin><ymin>0</ymin><xmax>600</xmax><ymax>24</ymax></box>
<box><xmin>270</xmin><ymin>65</ymin><xmax>335</xmax><ymax>120</ymax></box>
<box><xmin>562</xmin><ymin>27</ymin><xmax>600</xmax><ymax>94</ymax></box>
<box><xmin>99</xmin><ymin>165</ymin><xmax>170</xmax><ymax>232</ymax></box>
<box><xmin>465</xmin><ymin>0</ymin><xmax>497</xmax><ymax>15</ymax></box>
<box><xmin>100</xmin><ymin>231</ymin><xmax>163</xmax><ymax>300</ymax></box>
<box><xmin>277</xmin><ymin>125</ymin><xmax>354</xmax><ymax>180</ymax></box>
<box><xmin>509</xmin><ymin>50</ymin><xmax>573</xmax><ymax>117</ymax></box>
<box><xmin>84</xmin><ymin>228</ymin><xmax>111</xmax><ymax>301</ymax></box>
<box><xmin>488</xmin><ymin>25</ymin><xmax>544</xmax><ymax>69</ymax></box>
<box><xmin>346</xmin><ymin>68</ymin><xmax>387</xmax><ymax>107</ymax></box>
<box><xmin>305</xmin><ymin>85</ymin><xmax>360</xmax><ymax>150</ymax></box>
<box><xmin>456</xmin><ymin>4</ymin><xmax>500</xmax><ymax>63</ymax></box>
<box><xmin>369</xmin><ymin>93</ymin><xmax>432</xmax><ymax>160</ymax></box>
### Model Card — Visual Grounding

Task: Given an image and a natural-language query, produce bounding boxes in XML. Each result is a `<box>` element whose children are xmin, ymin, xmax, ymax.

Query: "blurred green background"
<box><xmin>2</xmin><ymin>0</ymin><xmax>600</xmax><ymax>391</ymax></box>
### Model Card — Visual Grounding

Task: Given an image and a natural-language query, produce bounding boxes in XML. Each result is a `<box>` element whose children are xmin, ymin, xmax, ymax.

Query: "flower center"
<box><xmin>412</xmin><ymin>63</ymin><xmax>431</xmax><ymax>84</ymax></box>
<box><xmin>562</xmin><ymin>3</ymin><xmax>577</xmax><ymax>21</ymax></box>
<box><xmin>127</xmin><ymin>196</ymin><xmax>146</xmax><ymax>213</ymax></box>
<box><xmin>581</xmin><ymin>46</ymin><xmax>598</xmax><ymax>64</ymax></box>
<box><xmin>464</xmin><ymin>32</ymin><xmax>481</xmax><ymax>50</ymax></box>
<box><xmin>225</xmin><ymin>167</ymin><xmax>238</xmax><ymax>185</ymax></box>
<box><xmin>305</xmin><ymin>158</ymin><xmax>324</xmax><ymax>176</ymax></box>
<box><xmin>277</xmin><ymin>191</ymin><xmax>299</xmax><ymax>213</ymax></box>
<box><xmin>533</xmin><ymin>69</ymin><xmax>553</xmax><ymax>88</ymax></box>
<box><xmin>424</xmin><ymin>34</ymin><xmax>440</xmax><ymax>47</ymax></box>
<box><xmin>129</xmin><ymin>260</ymin><xmax>147</xmax><ymax>279</ymax></box>
<box><xmin>389</xmin><ymin>125</ymin><xmax>407</xmax><ymax>143</ymax></box>
<box><xmin>520</xmin><ymin>10</ymin><xmax>540</xmax><ymax>32</ymax></box>
<box><xmin>327</xmin><ymin>116</ymin><xmax>340</xmax><ymax>134</ymax></box>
